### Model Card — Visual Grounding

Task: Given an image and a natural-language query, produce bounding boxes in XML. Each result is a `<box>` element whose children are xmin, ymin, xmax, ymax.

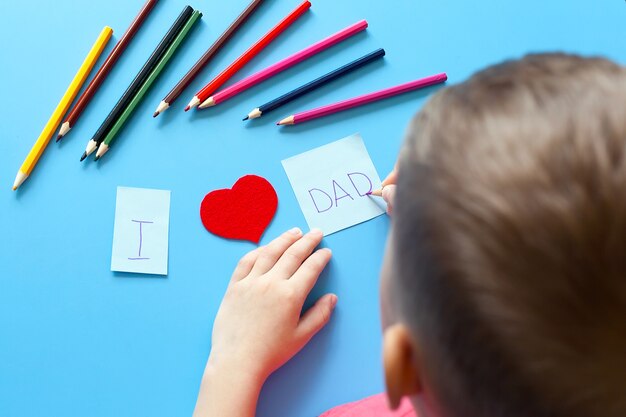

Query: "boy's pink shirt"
<box><xmin>320</xmin><ymin>394</ymin><xmax>416</xmax><ymax>417</ymax></box>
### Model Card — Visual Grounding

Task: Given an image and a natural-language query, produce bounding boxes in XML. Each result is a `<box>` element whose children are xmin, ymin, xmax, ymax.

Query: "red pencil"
<box><xmin>185</xmin><ymin>0</ymin><xmax>311</xmax><ymax>111</ymax></box>
<box><xmin>56</xmin><ymin>0</ymin><xmax>159</xmax><ymax>141</ymax></box>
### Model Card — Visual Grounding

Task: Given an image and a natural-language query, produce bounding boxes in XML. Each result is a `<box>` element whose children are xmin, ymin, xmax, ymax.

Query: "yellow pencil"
<box><xmin>12</xmin><ymin>26</ymin><xmax>113</xmax><ymax>190</ymax></box>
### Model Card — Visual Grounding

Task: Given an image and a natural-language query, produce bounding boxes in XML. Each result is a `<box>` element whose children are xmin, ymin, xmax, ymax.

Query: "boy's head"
<box><xmin>381</xmin><ymin>53</ymin><xmax>626</xmax><ymax>417</ymax></box>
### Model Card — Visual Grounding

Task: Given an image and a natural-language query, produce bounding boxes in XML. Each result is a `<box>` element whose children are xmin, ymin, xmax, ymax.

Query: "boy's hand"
<box><xmin>381</xmin><ymin>167</ymin><xmax>397</xmax><ymax>215</ymax></box>
<box><xmin>194</xmin><ymin>228</ymin><xmax>336</xmax><ymax>417</ymax></box>
<box><xmin>209</xmin><ymin>227</ymin><xmax>335</xmax><ymax>380</ymax></box>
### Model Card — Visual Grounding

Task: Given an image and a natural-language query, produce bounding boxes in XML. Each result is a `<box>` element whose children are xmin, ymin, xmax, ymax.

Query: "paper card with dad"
<box><xmin>282</xmin><ymin>134</ymin><xmax>386</xmax><ymax>236</ymax></box>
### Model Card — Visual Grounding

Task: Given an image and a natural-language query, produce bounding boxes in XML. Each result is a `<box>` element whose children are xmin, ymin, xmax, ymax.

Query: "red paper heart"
<box><xmin>200</xmin><ymin>175</ymin><xmax>278</xmax><ymax>244</ymax></box>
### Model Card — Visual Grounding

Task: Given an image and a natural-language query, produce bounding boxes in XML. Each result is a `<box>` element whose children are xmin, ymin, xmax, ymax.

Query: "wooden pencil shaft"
<box><xmin>295</xmin><ymin>73</ymin><xmax>448</xmax><ymax>124</ymax></box>
<box><xmin>163</xmin><ymin>0</ymin><xmax>263</xmax><ymax>104</ymax></box>
<box><xmin>208</xmin><ymin>20</ymin><xmax>368</xmax><ymax>106</ymax></box>
<box><xmin>62</xmin><ymin>0</ymin><xmax>158</xmax><ymax>129</ymax></box>
<box><xmin>101</xmin><ymin>10</ymin><xmax>202</xmax><ymax>149</ymax></box>
<box><xmin>260</xmin><ymin>48</ymin><xmax>385</xmax><ymax>115</ymax></box>
<box><xmin>195</xmin><ymin>0</ymin><xmax>311</xmax><ymax>102</ymax></box>
<box><xmin>13</xmin><ymin>26</ymin><xmax>112</xmax><ymax>188</ymax></box>
<box><xmin>90</xmin><ymin>5</ymin><xmax>193</xmax><ymax>145</ymax></box>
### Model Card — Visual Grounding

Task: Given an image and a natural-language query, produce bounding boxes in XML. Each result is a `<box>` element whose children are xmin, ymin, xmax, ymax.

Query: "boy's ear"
<box><xmin>383</xmin><ymin>324</ymin><xmax>422</xmax><ymax>409</ymax></box>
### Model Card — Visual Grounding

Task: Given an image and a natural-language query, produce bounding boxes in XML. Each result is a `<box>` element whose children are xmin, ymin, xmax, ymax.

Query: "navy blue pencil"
<box><xmin>243</xmin><ymin>48</ymin><xmax>386</xmax><ymax>120</ymax></box>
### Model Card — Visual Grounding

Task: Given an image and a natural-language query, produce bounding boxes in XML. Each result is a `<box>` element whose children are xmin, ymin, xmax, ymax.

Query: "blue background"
<box><xmin>0</xmin><ymin>1</ymin><xmax>624</xmax><ymax>416</ymax></box>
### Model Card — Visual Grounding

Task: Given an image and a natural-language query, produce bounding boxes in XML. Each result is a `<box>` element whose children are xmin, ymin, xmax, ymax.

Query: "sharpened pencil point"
<box><xmin>198</xmin><ymin>97</ymin><xmax>215</xmax><ymax>109</ymax></box>
<box><xmin>154</xmin><ymin>101</ymin><xmax>169</xmax><ymax>117</ymax></box>
<box><xmin>57</xmin><ymin>122</ymin><xmax>71</xmax><ymax>139</ymax></box>
<box><xmin>247</xmin><ymin>108</ymin><xmax>262</xmax><ymax>120</ymax></box>
<box><xmin>12</xmin><ymin>171</ymin><xmax>27</xmax><ymax>190</ymax></box>
<box><xmin>94</xmin><ymin>155</ymin><xmax>100</xmax><ymax>162</ymax></box>
<box><xmin>277</xmin><ymin>115</ymin><xmax>295</xmax><ymax>126</ymax></box>
<box><xmin>243</xmin><ymin>116</ymin><xmax>249</xmax><ymax>121</ymax></box>
<box><xmin>184</xmin><ymin>105</ymin><xmax>190</xmax><ymax>112</ymax></box>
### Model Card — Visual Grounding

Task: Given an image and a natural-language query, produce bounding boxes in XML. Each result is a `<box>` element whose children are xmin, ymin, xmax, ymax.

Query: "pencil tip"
<box><xmin>184</xmin><ymin>106</ymin><xmax>190</xmax><ymax>112</ymax></box>
<box><xmin>56</xmin><ymin>135</ymin><xmax>62</xmax><ymax>142</ymax></box>
<box><xmin>94</xmin><ymin>156</ymin><xmax>100</xmax><ymax>162</ymax></box>
<box><xmin>12</xmin><ymin>186</ymin><xmax>17</xmax><ymax>191</ymax></box>
<box><xmin>243</xmin><ymin>116</ymin><xmax>249</xmax><ymax>121</ymax></box>
<box><xmin>80</xmin><ymin>153</ymin><xmax>87</xmax><ymax>162</ymax></box>
<box><xmin>153</xmin><ymin>112</ymin><xmax>159</xmax><ymax>118</ymax></box>
<box><xmin>366</xmin><ymin>191</ymin><xmax>372</xmax><ymax>196</ymax></box>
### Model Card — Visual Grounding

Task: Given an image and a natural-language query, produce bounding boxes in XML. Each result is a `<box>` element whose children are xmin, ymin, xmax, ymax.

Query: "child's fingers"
<box><xmin>272</xmin><ymin>229</ymin><xmax>323</xmax><ymax>278</ymax></box>
<box><xmin>382</xmin><ymin>184</ymin><xmax>396</xmax><ymax>216</ymax></box>
<box><xmin>296</xmin><ymin>293</ymin><xmax>338</xmax><ymax>344</ymax></box>
<box><xmin>381</xmin><ymin>167</ymin><xmax>398</xmax><ymax>187</ymax></box>
<box><xmin>250</xmin><ymin>228</ymin><xmax>303</xmax><ymax>276</ymax></box>
<box><xmin>230</xmin><ymin>248</ymin><xmax>260</xmax><ymax>282</ymax></box>
<box><xmin>291</xmin><ymin>248</ymin><xmax>332</xmax><ymax>296</ymax></box>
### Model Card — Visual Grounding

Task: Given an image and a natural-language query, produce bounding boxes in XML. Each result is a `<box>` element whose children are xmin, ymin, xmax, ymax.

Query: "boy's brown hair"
<box><xmin>393</xmin><ymin>53</ymin><xmax>626</xmax><ymax>417</ymax></box>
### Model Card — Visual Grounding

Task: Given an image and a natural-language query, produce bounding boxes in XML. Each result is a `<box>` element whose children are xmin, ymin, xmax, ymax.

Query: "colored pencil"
<box><xmin>153</xmin><ymin>0</ymin><xmax>264</xmax><ymax>117</ymax></box>
<box><xmin>80</xmin><ymin>5</ymin><xmax>194</xmax><ymax>162</ymax></box>
<box><xmin>199</xmin><ymin>20</ymin><xmax>368</xmax><ymax>109</ymax></box>
<box><xmin>277</xmin><ymin>73</ymin><xmax>448</xmax><ymax>126</ymax></box>
<box><xmin>57</xmin><ymin>0</ymin><xmax>158</xmax><ymax>141</ymax></box>
<box><xmin>244</xmin><ymin>48</ymin><xmax>385</xmax><ymax>120</ymax></box>
<box><xmin>12</xmin><ymin>27</ymin><xmax>112</xmax><ymax>190</ymax></box>
<box><xmin>185</xmin><ymin>0</ymin><xmax>311</xmax><ymax>111</ymax></box>
<box><xmin>95</xmin><ymin>10</ymin><xmax>202</xmax><ymax>160</ymax></box>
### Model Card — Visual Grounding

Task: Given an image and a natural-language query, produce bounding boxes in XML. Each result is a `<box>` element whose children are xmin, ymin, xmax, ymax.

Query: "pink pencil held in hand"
<box><xmin>198</xmin><ymin>20</ymin><xmax>369</xmax><ymax>108</ymax></box>
<box><xmin>277</xmin><ymin>73</ymin><xmax>448</xmax><ymax>125</ymax></box>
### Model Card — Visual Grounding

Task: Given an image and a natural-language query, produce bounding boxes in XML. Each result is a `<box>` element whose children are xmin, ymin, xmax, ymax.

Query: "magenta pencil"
<box><xmin>277</xmin><ymin>73</ymin><xmax>448</xmax><ymax>125</ymax></box>
<box><xmin>198</xmin><ymin>20</ymin><xmax>368</xmax><ymax>109</ymax></box>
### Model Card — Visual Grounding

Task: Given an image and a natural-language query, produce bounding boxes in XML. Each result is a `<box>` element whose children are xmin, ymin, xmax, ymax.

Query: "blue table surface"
<box><xmin>0</xmin><ymin>1</ymin><xmax>624</xmax><ymax>416</ymax></box>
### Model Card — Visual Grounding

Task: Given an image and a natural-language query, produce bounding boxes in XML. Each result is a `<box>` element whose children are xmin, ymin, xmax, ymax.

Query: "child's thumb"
<box><xmin>297</xmin><ymin>294</ymin><xmax>338</xmax><ymax>343</ymax></box>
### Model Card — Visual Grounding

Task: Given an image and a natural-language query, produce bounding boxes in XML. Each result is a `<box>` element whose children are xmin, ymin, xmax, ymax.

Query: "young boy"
<box><xmin>193</xmin><ymin>53</ymin><xmax>626</xmax><ymax>417</ymax></box>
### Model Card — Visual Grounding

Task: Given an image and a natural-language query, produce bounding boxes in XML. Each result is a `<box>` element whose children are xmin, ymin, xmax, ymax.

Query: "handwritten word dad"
<box><xmin>308</xmin><ymin>172</ymin><xmax>373</xmax><ymax>213</ymax></box>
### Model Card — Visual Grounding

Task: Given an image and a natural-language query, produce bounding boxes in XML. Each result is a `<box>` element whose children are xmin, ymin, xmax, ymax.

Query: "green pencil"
<box><xmin>95</xmin><ymin>9</ymin><xmax>202</xmax><ymax>160</ymax></box>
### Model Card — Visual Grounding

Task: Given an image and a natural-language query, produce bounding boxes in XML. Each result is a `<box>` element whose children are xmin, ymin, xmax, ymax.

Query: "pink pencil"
<box><xmin>198</xmin><ymin>20</ymin><xmax>368</xmax><ymax>109</ymax></box>
<box><xmin>277</xmin><ymin>73</ymin><xmax>448</xmax><ymax>125</ymax></box>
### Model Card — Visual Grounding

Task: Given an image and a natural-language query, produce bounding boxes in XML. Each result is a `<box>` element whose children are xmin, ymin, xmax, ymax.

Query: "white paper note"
<box><xmin>111</xmin><ymin>187</ymin><xmax>171</xmax><ymax>275</ymax></box>
<box><xmin>282</xmin><ymin>134</ymin><xmax>386</xmax><ymax>235</ymax></box>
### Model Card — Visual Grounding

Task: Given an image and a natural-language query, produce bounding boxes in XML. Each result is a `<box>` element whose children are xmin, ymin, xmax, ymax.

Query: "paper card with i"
<box><xmin>111</xmin><ymin>187</ymin><xmax>171</xmax><ymax>275</ymax></box>
<box><xmin>281</xmin><ymin>134</ymin><xmax>386</xmax><ymax>235</ymax></box>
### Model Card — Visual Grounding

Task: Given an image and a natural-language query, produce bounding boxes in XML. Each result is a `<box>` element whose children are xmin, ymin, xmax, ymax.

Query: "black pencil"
<box><xmin>243</xmin><ymin>48</ymin><xmax>385</xmax><ymax>121</ymax></box>
<box><xmin>80</xmin><ymin>5</ymin><xmax>194</xmax><ymax>161</ymax></box>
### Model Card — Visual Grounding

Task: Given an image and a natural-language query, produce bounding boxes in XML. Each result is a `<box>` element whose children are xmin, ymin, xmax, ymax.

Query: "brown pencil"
<box><xmin>56</xmin><ymin>0</ymin><xmax>159</xmax><ymax>141</ymax></box>
<box><xmin>153</xmin><ymin>0</ymin><xmax>264</xmax><ymax>117</ymax></box>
